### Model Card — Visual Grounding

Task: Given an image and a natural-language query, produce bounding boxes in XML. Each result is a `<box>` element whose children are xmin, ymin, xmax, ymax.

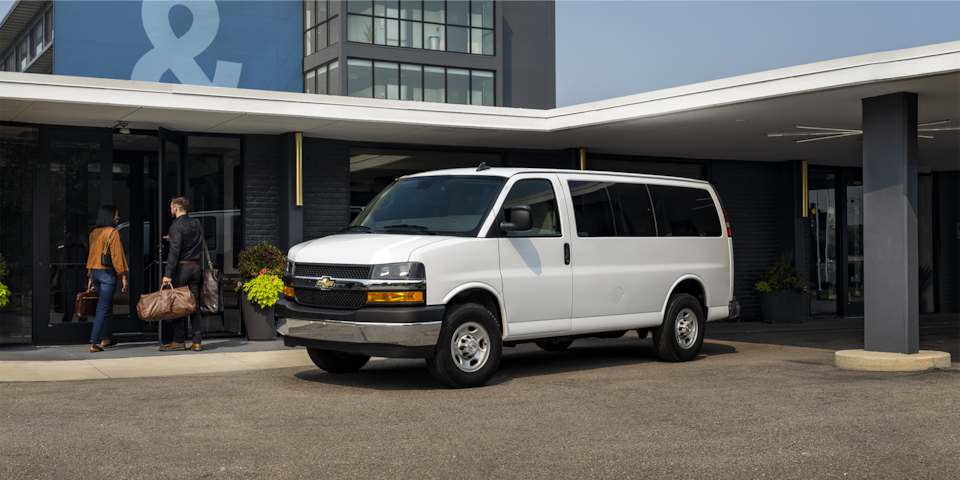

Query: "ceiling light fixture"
<box><xmin>117</xmin><ymin>121</ymin><xmax>130</xmax><ymax>135</ymax></box>
<box><xmin>768</xmin><ymin>119</ymin><xmax>958</xmax><ymax>143</ymax></box>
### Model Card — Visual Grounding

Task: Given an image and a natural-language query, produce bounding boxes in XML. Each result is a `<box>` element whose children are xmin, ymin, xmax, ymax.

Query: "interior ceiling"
<box><xmin>2</xmin><ymin>72</ymin><xmax>958</xmax><ymax>171</ymax></box>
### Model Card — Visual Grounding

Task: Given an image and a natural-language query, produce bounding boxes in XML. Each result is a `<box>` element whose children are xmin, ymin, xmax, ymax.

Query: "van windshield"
<box><xmin>348</xmin><ymin>176</ymin><xmax>506</xmax><ymax>236</ymax></box>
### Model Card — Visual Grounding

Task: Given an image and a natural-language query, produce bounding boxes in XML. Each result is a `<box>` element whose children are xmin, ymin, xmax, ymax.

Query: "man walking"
<box><xmin>160</xmin><ymin>197</ymin><xmax>204</xmax><ymax>351</ymax></box>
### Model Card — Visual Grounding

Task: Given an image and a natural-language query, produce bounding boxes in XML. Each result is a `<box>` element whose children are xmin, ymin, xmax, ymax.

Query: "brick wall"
<box><xmin>711</xmin><ymin>160</ymin><xmax>782</xmax><ymax>320</ymax></box>
<box><xmin>935</xmin><ymin>171</ymin><xmax>959</xmax><ymax>312</ymax></box>
<box><xmin>302</xmin><ymin>139</ymin><xmax>350</xmax><ymax>240</ymax></box>
<box><xmin>243</xmin><ymin>135</ymin><xmax>280</xmax><ymax>249</ymax></box>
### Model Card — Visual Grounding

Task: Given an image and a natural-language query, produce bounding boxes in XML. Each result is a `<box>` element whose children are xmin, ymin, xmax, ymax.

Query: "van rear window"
<box><xmin>647</xmin><ymin>185</ymin><xmax>722</xmax><ymax>237</ymax></box>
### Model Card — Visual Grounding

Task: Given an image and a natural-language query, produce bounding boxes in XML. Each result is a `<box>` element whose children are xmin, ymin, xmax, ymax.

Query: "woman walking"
<box><xmin>86</xmin><ymin>205</ymin><xmax>129</xmax><ymax>353</ymax></box>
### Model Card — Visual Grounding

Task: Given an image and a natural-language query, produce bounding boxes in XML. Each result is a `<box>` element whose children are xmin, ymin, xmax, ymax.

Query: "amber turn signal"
<box><xmin>366</xmin><ymin>291</ymin><xmax>424</xmax><ymax>303</ymax></box>
<box><xmin>283</xmin><ymin>286</ymin><xmax>295</xmax><ymax>298</ymax></box>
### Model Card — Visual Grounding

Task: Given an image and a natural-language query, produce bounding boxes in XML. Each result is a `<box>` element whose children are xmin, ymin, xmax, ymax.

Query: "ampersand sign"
<box><xmin>132</xmin><ymin>0</ymin><xmax>242</xmax><ymax>88</ymax></box>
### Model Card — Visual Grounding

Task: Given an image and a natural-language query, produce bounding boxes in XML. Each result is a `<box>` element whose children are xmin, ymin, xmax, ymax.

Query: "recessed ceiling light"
<box><xmin>735</xmin><ymin>119</ymin><xmax>748</xmax><ymax>122</ymax></box>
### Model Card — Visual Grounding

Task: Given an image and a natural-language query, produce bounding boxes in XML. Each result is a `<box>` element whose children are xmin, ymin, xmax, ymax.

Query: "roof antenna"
<box><xmin>476</xmin><ymin>162</ymin><xmax>491</xmax><ymax>171</ymax></box>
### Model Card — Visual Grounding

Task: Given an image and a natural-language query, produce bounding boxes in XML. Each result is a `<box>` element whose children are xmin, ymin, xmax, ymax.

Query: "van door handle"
<box><xmin>564</xmin><ymin>243</ymin><xmax>570</xmax><ymax>265</ymax></box>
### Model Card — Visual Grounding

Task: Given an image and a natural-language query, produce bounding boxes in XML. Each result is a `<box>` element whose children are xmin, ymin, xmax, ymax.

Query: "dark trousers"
<box><xmin>172</xmin><ymin>263</ymin><xmax>203</xmax><ymax>344</ymax></box>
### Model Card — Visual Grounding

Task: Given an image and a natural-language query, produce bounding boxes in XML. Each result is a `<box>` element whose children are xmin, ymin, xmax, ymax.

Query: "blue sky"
<box><xmin>3</xmin><ymin>1</ymin><xmax>958</xmax><ymax>107</ymax></box>
<box><xmin>555</xmin><ymin>1</ymin><xmax>960</xmax><ymax>106</ymax></box>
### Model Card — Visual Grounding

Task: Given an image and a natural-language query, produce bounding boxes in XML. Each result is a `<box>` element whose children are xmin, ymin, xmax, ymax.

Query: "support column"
<box><xmin>862</xmin><ymin>92</ymin><xmax>919</xmax><ymax>354</ymax></box>
<box><xmin>279</xmin><ymin>132</ymin><xmax>303</xmax><ymax>250</ymax></box>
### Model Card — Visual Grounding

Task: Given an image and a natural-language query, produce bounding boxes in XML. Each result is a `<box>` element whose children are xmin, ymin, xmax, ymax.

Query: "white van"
<box><xmin>278</xmin><ymin>166</ymin><xmax>739</xmax><ymax>388</ymax></box>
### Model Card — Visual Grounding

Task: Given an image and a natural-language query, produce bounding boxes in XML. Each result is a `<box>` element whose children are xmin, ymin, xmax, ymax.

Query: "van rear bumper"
<box><xmin>728</xmin><ymin>300</ymin><xmax>741</xmax><ymax>319</ymax></box>
<box><xmin>276</xmin><ymin>299</ymin><xmax>443</xmax><ymax>358</ymax></box>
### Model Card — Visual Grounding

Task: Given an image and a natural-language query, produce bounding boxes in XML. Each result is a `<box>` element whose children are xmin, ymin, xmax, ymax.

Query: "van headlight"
<box><xmin>285</xmin><ymin>260</ymin><xmax>295</xmax><ymax>276</ymax></box>
<box><xmin>371</xmin><ymin>262</ymin><xmax>425</xmax><ymax>280</ymax></box>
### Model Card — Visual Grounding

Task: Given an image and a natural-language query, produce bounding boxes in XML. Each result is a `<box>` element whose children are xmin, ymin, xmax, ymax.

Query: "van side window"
<box><xmin>568</xmin><ymin>181</ymin><xmax>616</xmax><ymax>237</ymax></box>
<box><xmin>503</xmin><ymin>179</ymin><xmax>561</xmax><ymax>236</ymax></box>
<box><xmin>647</xmin><ymin>185</ymin><xmax>722</xmax><ymax>237</ymax></box>
<box><xmin>606</xmin><ymin>183</ymin><xmax>657</xmax><ymax>237</ymax></box>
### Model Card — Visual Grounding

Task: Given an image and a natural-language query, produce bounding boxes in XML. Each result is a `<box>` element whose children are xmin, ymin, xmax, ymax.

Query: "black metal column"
<box><xmin>862</xmin><ymin>92</ymin><xmax>919</xmax><ymax>354</ymax></box>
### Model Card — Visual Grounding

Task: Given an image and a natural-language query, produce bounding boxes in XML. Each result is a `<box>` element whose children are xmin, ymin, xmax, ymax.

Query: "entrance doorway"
<box><xmin>808</xmin><ymin>167</ymin><xmax>864</xmax><ymax>318</ymax></box>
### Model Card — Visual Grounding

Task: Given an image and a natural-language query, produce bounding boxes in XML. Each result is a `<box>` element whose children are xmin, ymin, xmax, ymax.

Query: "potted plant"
<box><xmin>0</xmin><ymin>252</ymin><xmax>10</xmax><ymax>308</ymax></box>
<box><xmin>755</xmin><ymin>253</ymin><xmax>811</xmax><ymax>323</ymax></box>
<box><xmin>236</xmin><ymin>243</ymin><xmax>286</xmax><ymax>341</ymax></box>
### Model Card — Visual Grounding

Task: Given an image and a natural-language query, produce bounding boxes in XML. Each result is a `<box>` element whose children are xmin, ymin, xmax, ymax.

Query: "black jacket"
<box><xmin>164</xmin><ymin>214</ymin><xmax>203</xmax><ymax>278</ymax></box>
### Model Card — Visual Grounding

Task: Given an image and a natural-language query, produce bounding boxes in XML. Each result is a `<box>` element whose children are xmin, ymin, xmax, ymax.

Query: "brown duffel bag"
<box><xmin>137</xmin><ymin>284</ymin><xmax>196</xmax><ymax>322</ymax></box>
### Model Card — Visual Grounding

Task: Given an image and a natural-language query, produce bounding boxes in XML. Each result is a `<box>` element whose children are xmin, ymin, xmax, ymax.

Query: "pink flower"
<box><xmin>236</xmin><ymin>282</ymin><xmax>242</xmax><ymax>287</ymax></box>
<box><xmin>260</xmin><ymin>268</ymin><xmax>267</xmax><ymax>275</ymax></box>
<box><xmin>270</xmin><ymin>278</ymin><xmax>275</xmax><ymax>282</ymax></box>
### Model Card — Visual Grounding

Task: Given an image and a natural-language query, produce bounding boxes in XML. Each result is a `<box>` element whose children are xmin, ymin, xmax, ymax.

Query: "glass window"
<box><xmin>0</xmin><ymin>126</ymin><xmax>38</xmax><ymax>344</ymax></box>
<box><xmin>375</xmin><ymin>0</ymin><xmax>399</xmax><ymax>17</ymax></box>
<box><xmin>318</xmin><ymin>0</ymin><xmax>328</xmax><ymax>22</ymax></box>
<box><xmin>348</xmin><ymin>0</ymin><xmax>373</xmax><ymax>15</ymax></box>
<box><xmin>400</xmin><ymin>0</ymin><xmax>422</xmax><ymax>20</ymax></box>
<box><xmin>317</xmin><ymin>22</ymin><xmax>328</xmax><ymax>51</ymax></box>
<box><xmin>317</xmin><ymin>64</ymin><xmax>328</xmax><ymax>94</ymax></box>
<box><xmin>568</xmin><ymin>181</ymin><xmax>617</xmax><ymax>237</ymax></box>
<box><xmin>400</xmin><ymin>64</ymin><xmax>422</xmax><ymax>101</ymax></box>
<box><xmin>471</xmin><ymin>70</ymin><xmax>494</xmax><ymax>106</ymax></box>
<box><xmin>34</xmin><ymin>24</ymin><xmax>43</xmax><ymax>55</ymax></box>
<box><xmin>46</xmin><ymin>8</ymin><xmax>54</xmax><ymax>42</ymax></box>
<box><xmin>424</xmin><ymin>0</ymin><xmax>445</xmax><ymax>23</ymax></box>
<box><xmin>348</xmin><ymin>59</ymin><xmax>373</xmax><ymax>98</ymax></box>
<box><xmin>374</xmin><ymin>61</ymin><xmax>399</xmax><ymax>100</ymax></box>
<box><xmin>447</xmin><ymin>0</ymin><xmax>469</xmax><ymax>26</ymax></box>
<box><xmin>424</xmin><ymin>66</ymin><xmax>445</xmax><ymax>103</ymax></box>
<box><xmin>400</xmin><ymin>20</ymin><xmax>422</xmax><ymax>48</ymax></box>
<box><xmin>19</xmin><ymin>41</ymin><xmax>28</xmax><ymax>70</ymax></box>
<box><xmin>348</xmin><ymin>14</ymin><xmax>373</xmax><ymax>43</ymax></box>
<box><xmin>304</xmin><ymin>0</ymin><xmax>316</xmax><ymax>28</ymax></box>
<box><xmin>304</xmin><ymin>29</ymin><xmax>315</xmax><ymax>56</ymax></box>
<box><xmin>472</xmin><ymin>1</ymin><xmax>494</xmax><ymax>28</ymax></box>
<box><xmin>424</xmin><ymin>23</ymin><xmax>444</xmax><ymax>50</ymax></box>
<box><xmin>503</xmin><ymin>179</ymin><xmax>561</xmax><ymax>237</ymax></box>
<box><xmin>304</xmin><ymin>69</ymin><xmax>316</xmax><ymax>94</ymax></box>
<box><xmin>477</xmin><ymin>28</ymin><xmax>494</xmax><ymax>55</ymax></box>
<box><xmin>647</xmin><ymin>185</ymin><xmax>722</xmax><ymax>237</ymax></box>
<box><xmin>329</xmin><ymin>15</ymin><xmax>340</xmax><ymax>45</ymax></box>
<box><xmin>374</xmin><ymin>18</ymin><xmax>398</xmax><ymax>46</ymax></box>
<box><xmin>328</xmin><ymin>60</ymin><xmax>340</xmax><ymax>95</ymax></box>
<box><xmin>447</xmin><ymin>68</ymin><xmax>469</xmax><ymax>105</ymax></box>
<box><xmin>447</xmin><ymin>25</ymin><xmax>468</xmax><ymax>53</ymax></box>
<box><xmin>606</xmin><ymin>183</ymin><xmax>657</xmax><ymax>237</ymax></box>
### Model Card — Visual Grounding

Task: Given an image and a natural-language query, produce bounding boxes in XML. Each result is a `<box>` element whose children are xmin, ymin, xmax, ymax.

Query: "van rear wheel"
<box><xmin>426</xmin><ymin>303</ymin><xmax>502</xmax><ymax>388</ymax></box>
<box><xmin>535</xmin><ymin>338</ymin><xmax>573</xmax><ymax>351</ymax></box>
<box><xmin>307</xmin><ymin>348</ymin><xmax>370</xmax><ymax>373</ymax></box>
<box><xmin>652</xmin><ymin>293</ymin><xmax>705</xmax><ymax>362</ymax></box>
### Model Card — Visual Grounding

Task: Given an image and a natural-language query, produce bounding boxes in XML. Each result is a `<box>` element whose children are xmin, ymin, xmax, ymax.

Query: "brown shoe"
<box><xmin>190</xmin><ymin>343</ymin><xmax>202</xmax><ymax>351</ymax></box>
<box><xmin>159</xmin><ymin>342</ymin><xmax>186</xmax><ymax>351</ymax></box>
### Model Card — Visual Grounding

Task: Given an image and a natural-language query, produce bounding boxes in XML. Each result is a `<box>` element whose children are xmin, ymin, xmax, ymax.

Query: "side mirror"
<box><xmin>500</xmin><ymin>205</ymin><xmax>533</xmax><ymax>233</ymax></box>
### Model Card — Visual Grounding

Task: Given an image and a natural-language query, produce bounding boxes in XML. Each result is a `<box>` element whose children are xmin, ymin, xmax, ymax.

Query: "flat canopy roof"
<box><xmin>2</xmin><ymin>41</ymin><xmax>958</xmax><ymax>170</ymax></box>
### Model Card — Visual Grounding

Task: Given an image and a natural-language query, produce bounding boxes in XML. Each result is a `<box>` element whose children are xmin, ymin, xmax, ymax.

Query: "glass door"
<box><xmin>808</xmin><ymin>169</ymin><xmax>838</xmax><ymax>317</ymax></box>
<box><xmin>844</xmin><ymin>174</ymin><xmax>864</xmax><ymax>317</ymax></box>
<box><xmin>38</xmin><ymin>129</ymin><xmax>113</xmax><ymax>345</ymax></box>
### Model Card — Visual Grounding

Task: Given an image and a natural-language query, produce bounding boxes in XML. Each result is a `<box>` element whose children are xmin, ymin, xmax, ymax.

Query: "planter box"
<box><xmin>240</xmin><ymin>291</ymin><xmax>277</xmax><ymax>341</ymax></box>
<box><xmin>759</xmin><ymin>290</ymin><xmax>808</xmax><ymax>323</ymax></box>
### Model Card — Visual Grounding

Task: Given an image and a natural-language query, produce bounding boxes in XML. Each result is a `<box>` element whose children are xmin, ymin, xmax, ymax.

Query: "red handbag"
<box><xmin>75</xmin><ymin>290</ymin><xmax>99</xmax><ymax>318</ymax></box>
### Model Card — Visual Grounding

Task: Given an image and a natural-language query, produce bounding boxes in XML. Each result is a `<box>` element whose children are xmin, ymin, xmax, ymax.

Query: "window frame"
<box><xmin>304</xmin><ymin>0</ymin><xmax>340</xmax><ymax>56</ymax></box>
<box><xmin>344</xmin><ymin>57</ymin><xmax>494</xmax><ymax>105</ymax></box>
<box><xmin>501</xmin><ymin>178</ymin><xmax>563</xmax><ymax>238</ymax></box>
<box><xmin>346</xmin><ymin>1</ymin><xmax>494</xmax><ymax>56</ymax></box>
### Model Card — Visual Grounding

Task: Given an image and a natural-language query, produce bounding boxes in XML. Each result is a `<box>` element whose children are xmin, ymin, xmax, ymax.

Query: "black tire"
<box><xmin>652</xmin><ymin>293</ymin><xmax>705</xmax><ymax>362</ymax></box>
<box><xmin>307</xmin><ymin>348</ymin><xmax>370</xmax><ymax>373</ymax></box>
<box><xmin>426</xmin><ymin>303</ymin><xmax>502</xmax><ymax>388</ymax></box>
<box><xmin>535</xmin><ymin>338</ymin><xmax>573</xmax><ymax>351</ymax></box>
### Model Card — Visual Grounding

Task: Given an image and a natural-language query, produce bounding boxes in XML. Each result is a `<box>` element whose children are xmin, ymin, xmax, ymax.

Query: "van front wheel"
<box><xmin>426</xmin><ymin>303</ymin><xmax>502</xmax><ymax>388</ymax></box>
<box><xmin>652</xmin><ymin>294</ymin><xmax>704</xmax><ymax>362</ymax></box>
<box><xmin>307</xmin><ymin>348</ymin><xmax>370</xmax><ymax>373</ymax></box>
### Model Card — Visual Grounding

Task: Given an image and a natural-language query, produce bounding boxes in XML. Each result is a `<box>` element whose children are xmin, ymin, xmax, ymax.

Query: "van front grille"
<box><xmin>294</xmin><ymin>288</ymin><xmax>366</xmax><ymax>309</ymax></box>
<box><xmin>294</xmin><ymin>264</ymin><xmax>371</xmax><ymax>279</ymax></box>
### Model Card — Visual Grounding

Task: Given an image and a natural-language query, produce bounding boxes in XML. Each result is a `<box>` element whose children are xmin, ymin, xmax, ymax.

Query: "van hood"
<box><xmin>288</xmin><ymin>234</ymin><xmax>453</xmax><ymax>265</ymax></box>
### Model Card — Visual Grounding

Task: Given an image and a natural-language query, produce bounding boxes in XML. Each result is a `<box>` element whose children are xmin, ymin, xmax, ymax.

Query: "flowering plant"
<box><xmin>237</xmin><ymin>242</ymin><xmax>286</xmax><ymax>284</ymax></box>
<box><xmin>237</xmin><ymin>269</ymin><xmax>283</xmax><ymax>309</ymax></box>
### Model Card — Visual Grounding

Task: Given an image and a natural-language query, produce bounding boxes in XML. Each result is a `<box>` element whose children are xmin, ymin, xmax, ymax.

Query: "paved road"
<box><xmin>2</xmin><ymin>326</ymin><xmax>958</xmax><ymax>479</ymax></box>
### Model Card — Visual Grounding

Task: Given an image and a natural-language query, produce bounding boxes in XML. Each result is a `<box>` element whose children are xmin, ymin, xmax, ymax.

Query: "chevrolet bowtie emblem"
<box><xmin>316</xmin><ymin>277</ymin><xmax>335</xmax><ymax>289</ymax></box>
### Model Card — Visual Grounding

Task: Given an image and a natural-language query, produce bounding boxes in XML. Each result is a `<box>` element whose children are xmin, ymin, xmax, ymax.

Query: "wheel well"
<box><xmin>671</xmin><ymin>279</ymin><xmax>707</xmax><ymax>314</ymax></box>
<box><xmin>448</xmin><ymin>288</ymin><xmax>503</xmax><ymax>333</ymax></box>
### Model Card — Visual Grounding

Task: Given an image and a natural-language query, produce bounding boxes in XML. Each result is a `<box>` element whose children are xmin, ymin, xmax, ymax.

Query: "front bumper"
<box><xmin>276</xmin><ymin>298</ymin><xmax>444</xmax><ymax>358</ymax></box>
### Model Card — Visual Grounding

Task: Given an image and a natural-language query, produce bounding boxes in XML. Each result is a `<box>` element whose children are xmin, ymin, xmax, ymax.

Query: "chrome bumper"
<box><xmin>728</xmin><ymin>300</ymin><xmax>741</xmax><ymax>319</ymax></box>
<box><xmin>278</xmin><ymin>317</ymin><xmax>441</xmax><ymax>347</ymax></box>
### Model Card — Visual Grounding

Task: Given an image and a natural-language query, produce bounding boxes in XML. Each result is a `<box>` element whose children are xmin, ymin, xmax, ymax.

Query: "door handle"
<box><xmin>564</xmin><ymin>243</ymin><xmax>570</xmax><ymax>265</ymax></box>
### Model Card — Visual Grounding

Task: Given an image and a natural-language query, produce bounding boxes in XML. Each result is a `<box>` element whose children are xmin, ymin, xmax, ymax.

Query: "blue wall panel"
<box><xmin>55</xmin><ymin>1</ymin><xmax>302</xmax><ymax>93</ymax></box>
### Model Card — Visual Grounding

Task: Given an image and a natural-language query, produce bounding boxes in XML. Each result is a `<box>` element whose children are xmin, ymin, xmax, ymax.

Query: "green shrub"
<box><xmin>0</xmin><ymin>252</ymin><xmax>7</xmax><ymax>281</ymax></box>
<box><xmin>0</xmin><ymin>253</ymin><xmax>9</xmax><ymax>307</ymax></box>
<box><xmin>756</xmin><ymin>253</ymin><xmax>810</xmax><ymax>293</ymax></box>
<box><xmin>240</xmin><ymin>273</ymin><xmax>284</xmax><ymax>309</ymax></box>
<box><xmin>237</xmin><ymin>242</ymin><xmax>286</xmax><ymax>283</ymax></box>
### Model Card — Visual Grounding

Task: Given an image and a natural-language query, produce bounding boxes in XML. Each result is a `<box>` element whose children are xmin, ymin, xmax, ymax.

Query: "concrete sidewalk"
<box><xmin>1</xmin><ymin>313</ymin><xmax>956</xmax><ymax>382</ymax></box>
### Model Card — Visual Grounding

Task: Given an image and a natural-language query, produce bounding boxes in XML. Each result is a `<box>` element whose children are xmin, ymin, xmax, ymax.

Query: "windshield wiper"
<box><xmin>341</xmin><ymin>225</ymin><xmax>373</xmax><ymax>233</ymax></box>
<box><xmin>383</xmin><ymin>224</ymin><xmax>437</xmax><ymax>235</ymax></box>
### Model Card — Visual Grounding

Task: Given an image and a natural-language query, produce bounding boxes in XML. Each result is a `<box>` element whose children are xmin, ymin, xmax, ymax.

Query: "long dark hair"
<box><xmin>95</xmin><ymin>205</ymin><xmax>119</xmax><ymax>229</ymax></box>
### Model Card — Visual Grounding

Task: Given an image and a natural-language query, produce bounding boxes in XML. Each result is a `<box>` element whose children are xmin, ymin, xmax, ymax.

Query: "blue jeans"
<box><xmin>90</xmin><ymin>269</ymin><xmax>117</xmax><ymax>344</ymax></box>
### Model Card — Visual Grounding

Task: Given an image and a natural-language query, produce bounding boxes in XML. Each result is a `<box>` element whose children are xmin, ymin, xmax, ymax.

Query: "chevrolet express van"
<box><xmin>278</xmin><ymin>166</ymin><xmax>739</xmax><ymax>388</ymax></box>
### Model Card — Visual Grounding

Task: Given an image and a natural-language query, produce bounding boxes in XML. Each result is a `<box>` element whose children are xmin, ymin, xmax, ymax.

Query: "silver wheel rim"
<box><xmin>450</xmin><ymin>321</ymin><xmax>489</xmax><ymax>373</ymax></box>
<box><xmin>675</xmin><ymin>308</ymin><xmax>698</xmax><ymax>349</ymax></box>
